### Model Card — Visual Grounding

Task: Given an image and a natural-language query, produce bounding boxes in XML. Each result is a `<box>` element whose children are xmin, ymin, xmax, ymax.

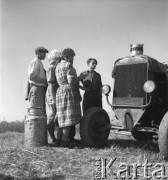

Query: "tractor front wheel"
<box><xmin>80</xmin><ymin>107</ymin><xmax>110</xmax><ymax>147</ymax></box>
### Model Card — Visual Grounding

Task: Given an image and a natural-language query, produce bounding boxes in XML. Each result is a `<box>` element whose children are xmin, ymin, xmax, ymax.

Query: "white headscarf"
<box><xmin>47</xmin><ymin>50</ymin><xmax>62</xmax><ymax>64</ymax></box>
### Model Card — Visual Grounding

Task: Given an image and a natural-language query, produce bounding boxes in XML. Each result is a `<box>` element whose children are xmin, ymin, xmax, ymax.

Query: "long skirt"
<box><xmin>82</xmin><ymin>91</ymin><xmax>102</xmax><ymax>113</ymax></box>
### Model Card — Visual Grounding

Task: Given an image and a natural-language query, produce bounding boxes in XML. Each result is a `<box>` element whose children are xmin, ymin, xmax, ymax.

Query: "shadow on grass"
<box><xmin>108</xmin><ymin>138</ymin><xmax>159</xmax><ymax>152</ymax></box>
<box><xmin>64</xmin><ymin>138</ymin><xmax>159</xmax><ymax>153</ymax></box>
<box><xmin>0</xmin><ymin>174</ymin><xmax>66</xmax><ymax>180</ymax></box>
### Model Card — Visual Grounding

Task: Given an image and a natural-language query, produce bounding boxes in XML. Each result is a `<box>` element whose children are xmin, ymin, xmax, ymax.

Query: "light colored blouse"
<box><xmin>28</xmin><ymin>58</ymin><xmax>47</xmax><ymax>87</ymax></box>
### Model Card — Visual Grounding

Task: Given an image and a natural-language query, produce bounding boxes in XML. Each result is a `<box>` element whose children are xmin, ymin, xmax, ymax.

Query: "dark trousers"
<box><xmin>82</xmin><ymin>91</ymin><xmax>102</xmax><ymax>114</ymax></box>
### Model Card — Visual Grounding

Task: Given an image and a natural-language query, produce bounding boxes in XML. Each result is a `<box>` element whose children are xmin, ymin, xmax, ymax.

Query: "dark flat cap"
<box><xmin>35</xmin><ymin>46</ymin><xmax>49</xmax><ymax>53</ymax></box>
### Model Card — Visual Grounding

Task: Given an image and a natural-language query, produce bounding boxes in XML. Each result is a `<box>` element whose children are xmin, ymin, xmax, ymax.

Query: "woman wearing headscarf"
<box><xmin>46</xmin><ymin>50</ymin><xmax>62</xmax><ymax>145</ymax></box>
<box><xmin>55</xmin><ymin>48</ymin><xmax>88</xmax><ymax>147</ymax></box>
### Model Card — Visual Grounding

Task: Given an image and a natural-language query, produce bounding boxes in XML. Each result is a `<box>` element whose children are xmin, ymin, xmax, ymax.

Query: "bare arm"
<box><xmin>48</xmin><ymin>83</ymin><xmax>55</xmax><ymax>104</ymax></box>
<box><xmin>46</xmin><ymin>66</ymin><xmax>57</xmax><ymax>104</ymax></box>
<box><xmin>25</xmin><ymin>81</ymin><xmax>30</xmax><ymax>100</ymax></box>
<box><xmin>67</xmin><ymin>68</ymin><xmax>88</xmax><ymax>86</ymax></box>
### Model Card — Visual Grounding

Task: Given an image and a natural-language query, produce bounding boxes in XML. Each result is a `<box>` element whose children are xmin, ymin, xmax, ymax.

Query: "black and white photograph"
<box><xmin>1</xmin><ymin>0</ymin><xmax>168</xmax><ymax>179</ymax></box>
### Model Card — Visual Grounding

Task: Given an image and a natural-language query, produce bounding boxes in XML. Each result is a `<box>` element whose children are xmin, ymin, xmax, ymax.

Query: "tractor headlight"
<box><xmin>143</xmin><ymin>80</ymin><xmax>155</xmax><ymax>93</ymax></box>
<box><xmin>102</xmin><ymin>85</ymin><xmax>111</xmax><ymax>95</ymax></box>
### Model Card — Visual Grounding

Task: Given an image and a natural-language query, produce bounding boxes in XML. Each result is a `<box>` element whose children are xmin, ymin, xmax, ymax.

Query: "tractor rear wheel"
<box><xmin>158</xmin><ymin>112</ymin><xmax>168</xmax><ymax>160</ymax></box>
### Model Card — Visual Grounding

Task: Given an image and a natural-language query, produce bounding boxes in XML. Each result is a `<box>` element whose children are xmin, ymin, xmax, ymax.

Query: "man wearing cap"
<box><xmin>130</xmin><ymin>44</ymin><xmax>144</xmax><ymax>56</ymax></box>
<box><xmin>27</xmin><ymin>46</ymin><xmax>48</xmax><ymax>114</ymax></box>
<box><xmin>112</xmin><ymin>44</ymin><xmax>144</xmax><ymax>78</ymax></box>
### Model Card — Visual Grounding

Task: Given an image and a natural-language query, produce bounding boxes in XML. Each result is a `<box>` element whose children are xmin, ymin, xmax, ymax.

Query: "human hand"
<box><xmin>50</xmin><ymin>99</ymin><xmax>56</xmax><ymax>105</ymax></box>
<box><xmin>79</xmin><ymin>71</ymin><xmax>89</xmax><ymax>80</ymax></box>
<box><xmin>25</xmin><ymin>96</ymin><xmax>29</xmax><ymax>101</ymax></box>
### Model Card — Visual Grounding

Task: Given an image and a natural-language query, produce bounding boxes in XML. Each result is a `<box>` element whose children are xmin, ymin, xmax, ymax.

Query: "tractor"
<box><xmin>80</xmin><ymin>53</ymin><xmax>168</xmax><ymax>159</ymax></box>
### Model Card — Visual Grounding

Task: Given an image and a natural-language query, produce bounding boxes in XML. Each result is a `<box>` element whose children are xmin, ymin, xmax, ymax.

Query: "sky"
<box><xmin>0</xmin><ymin>0</ymin><xmax>168</xmax><ymax>121</ymax></box>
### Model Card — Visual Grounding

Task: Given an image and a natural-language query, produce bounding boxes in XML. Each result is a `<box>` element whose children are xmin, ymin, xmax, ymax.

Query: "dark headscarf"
<box><xmin>62</xmin><ymin>48</ymin><xmax>75</xmax><ymax>58</ymax></box>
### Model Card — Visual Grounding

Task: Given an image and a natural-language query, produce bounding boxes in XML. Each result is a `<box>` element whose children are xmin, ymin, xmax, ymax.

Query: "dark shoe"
<box><xmin>52</xmin><ymin>138</ymin><xmax>57</xmax><ymax>143</ymax></box>
<box><xmin>55</xmin><ymin>139</ymin><xmax>61</xmax><ymax>146</ymax></box>
<box><xmin>49</xmin><ymin>139</ymin><xmax>61</xmax><ymax>147</ymax></box>
<box><xmin>69</xmin><ymin>138</ymin><xmax>80</xmax><ymax>144</ymax></box>
<box><xmin>60</xmin><ymin>140</ymin><xmax>72</xmax><ymax>148</ymax></box>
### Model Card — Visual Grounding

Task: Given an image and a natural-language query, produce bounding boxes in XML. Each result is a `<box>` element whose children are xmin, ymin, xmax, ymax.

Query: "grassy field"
<box><xmin>0</xmin><ymin>121</ymin><xmax>168</xmax><ymax>180</ymax></box>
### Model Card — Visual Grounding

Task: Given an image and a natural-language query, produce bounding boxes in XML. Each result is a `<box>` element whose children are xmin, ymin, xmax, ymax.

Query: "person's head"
<box><xmin>130</xmin><ymin>44</ymin><xmax>143</xmax><ymax>56</ymax></box>
<box><xmin>62</xmin><ymin>48</ymin><xmax>75</xmax><ymax>64</ymax></box>
<box><xmin>35</xmin><ymin>46</ymin><xmax>49</xmax><ymax>60</ymax></box>
<box><xmin>87</xmin><ymin>58</ymin><xmax>98</xmax><ymax>70</ymax></box>
<box><xmin>47</xmin><ymin>50</ymin><xmax>62</xmax><ymax>64</ymax></box>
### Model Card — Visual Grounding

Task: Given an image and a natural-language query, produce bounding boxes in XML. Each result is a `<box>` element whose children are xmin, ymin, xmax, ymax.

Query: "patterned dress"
<box><xmin>46</xmin><ymin>62</ymin><xmax>59</xmax><ymax>122</ymax></box>
<box><xmin>55</xmin><ymin>60</ymin><xmax>81</xmax><ymax>128</ymax></box>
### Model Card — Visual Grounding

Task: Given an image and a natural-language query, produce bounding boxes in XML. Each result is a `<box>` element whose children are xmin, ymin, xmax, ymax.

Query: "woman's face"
<box><xmin>88</xmin><ymin>60</ymin><xmax>97</xmax><ymax>70</ymax></box>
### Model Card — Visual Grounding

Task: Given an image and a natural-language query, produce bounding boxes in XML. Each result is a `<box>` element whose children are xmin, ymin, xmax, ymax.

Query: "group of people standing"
<box><xmin>26</xmin><ymin>46</ymin><xmax>102</xmax><ymax>147</ymax></box>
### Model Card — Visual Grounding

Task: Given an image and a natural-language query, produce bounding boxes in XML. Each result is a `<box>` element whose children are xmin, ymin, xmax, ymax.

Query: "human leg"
<box><xmin>61</xmin><ymin>126</ymin><xmax>71</xmax><ymax>142</ymax></box>
<box><xmin>46</xmin><ymin>100</ymin><xmax>57</xmax><ymax>143</ymax></box>
<box><xmin>69</xmin><ymin>125</ymin><xmax>75</xmax><ymax>141</ymax></box>
<box><xmin>56</xmin><ymin>127</ymin><xmax>62</xmax><ymax>141</ymax></box>
<box><xmin>47</xmin><ymin>120</ymin><xmax>56</xmax><ymax>143</ymax></box>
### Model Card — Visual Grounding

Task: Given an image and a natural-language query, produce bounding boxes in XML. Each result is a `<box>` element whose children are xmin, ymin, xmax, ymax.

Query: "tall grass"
<box><xmin>0</xmin><ymin>120</ymin><xmax>24</xmax><ymax>133</ymax></box>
